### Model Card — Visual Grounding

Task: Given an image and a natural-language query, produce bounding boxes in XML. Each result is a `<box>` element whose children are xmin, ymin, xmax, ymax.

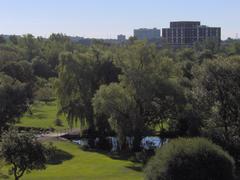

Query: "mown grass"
<box><xmin>1</xmin><ymin>141</ymin><xmax>143</xmax><ymax>180</ymax></box>
<box><xmin>16</xmin><ymin>101</ymin><xmax>76</xmax><ymax>131</ymax></box>
<box><xmin>8</xmin><ymin>101</ymin><xmax>143</xmax><ymax>179</ymax></box>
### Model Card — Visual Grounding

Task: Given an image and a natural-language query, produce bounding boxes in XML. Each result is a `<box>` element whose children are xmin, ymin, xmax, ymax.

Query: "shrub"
<box><xmin>45</xmin><ymin>142</ymin><xmax>73</xmax><ymax>165</ymax></box>
<box><xmin>144</xmin><ymin>138</ymin><xmax>235</xmax><ymax>180</ymax></box>
<box><xmin>135</xmin><ymin>149</ymin><xmax>155</xmax><ymax>164</ymax></box>
<box><xmin>54</xmin><ymin>118</ymin><xmax>63</xmax><ymax>126</ymax></box>
<box><xmin>44</xmin><ymin>142</ymin><xmax>57</xmax><ymax>162</ymax></box>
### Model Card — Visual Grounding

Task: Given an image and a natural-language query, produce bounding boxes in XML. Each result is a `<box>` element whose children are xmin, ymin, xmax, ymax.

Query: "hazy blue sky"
<box><xmin>1</xmin><ymin>0</ymin><xmax>240</xmax><ymax>39</ymax></box>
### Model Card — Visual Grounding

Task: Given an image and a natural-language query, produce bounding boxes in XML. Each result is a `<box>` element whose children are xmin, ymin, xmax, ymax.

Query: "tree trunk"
<box><xmin>13</xmin><ymin>165</ymin><xmax>25</xmax><ymax>180</ymax></box>
<box><xmin>133</xmin><ymin>129</ymin><xmax>143</xmax><ymax>152</ymax></box>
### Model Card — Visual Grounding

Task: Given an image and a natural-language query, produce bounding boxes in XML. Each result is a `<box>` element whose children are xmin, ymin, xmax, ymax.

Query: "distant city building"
<box><xmin>162</xmin><ymin>21</ymin><xmax>221</xmax><ymax>47</ymax></box>
<box><xmin>69</xmin><ymin>35</ymin><xmax>127</xmax><ymax>46</ymax></box>
<box><xmin>134</xmin><ymin>28</ymin><xmax>161</xmax><ymax>40</ymax></box>
<box><xmin>117</xmin><ymin>34</ymin><xmax>126</xmax><ymax>41</ymax></box>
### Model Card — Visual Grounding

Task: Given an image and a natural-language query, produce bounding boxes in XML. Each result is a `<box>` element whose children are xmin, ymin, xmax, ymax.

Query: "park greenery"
<box><xmin>0</xmin><ymin>128</ymin><xmax>48</xmax><ymax>180</ymax></box>
<box><xmin>145</xmin><ymin>138</ymin><xmax>235</xmax><ymax>180</ymax></box>
<box><xmin>0</xmin><ymin>34</ymin><xmax>240</xmax><ymax>179</ymax></box>
<box><xmin>1</xmin><ymin>141</ymin><xmax>143</xmax><ymax>180</ymax></box>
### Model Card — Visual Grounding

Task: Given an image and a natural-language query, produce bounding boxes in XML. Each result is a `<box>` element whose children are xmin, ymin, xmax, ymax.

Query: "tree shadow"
<box><xmin>0</xmin><ymin>173</ymin><xmax>9</xmax><ymax>179</ymax></box>
<box><xmin>82</xmin><ymin>147</ymin><xmax>144</xmax><ymax>164</ymax></box>
<box><xmin>47</xmin><ymin>149</ymin><xmax>73</xmax><ymax>165</ymax></box>
<box><xmin>107</xmin><ymin>152</ymin><xmax>135</xmax><ymax>161</ymax></box>
<box><xmin>81</xmin><ymin>148</ymin><xmax>143</xmax><ymax>172</ymax></box>
<box><xmin>31</xmin><ymin>113</ymin><xmax>48</xmax><ymax>119</ymax></box>
<box><xmin>125</xmin><ymin>165</ymin><xmax>143</xmax><ymax>172</ymax></box>
<box><xmin>23</xmin><ymin>111</ymin><xmax>47</xmax><ymax>119</ymax></box>
<box><xmin>81</xmin><ymin>148</ymin><xmax>133</xmax><ymax>161</ymax></box>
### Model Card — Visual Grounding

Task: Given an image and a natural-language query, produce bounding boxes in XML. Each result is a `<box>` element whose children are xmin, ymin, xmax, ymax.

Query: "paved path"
<box><xmin>37</xmin><ymin>128</ymin><xmax>80</xmax><ymax>141</ymax></box>
<box><xmin>41</xmin><ymin>132</ymin><xmax>68</xmax><ymax>137</ymax></box>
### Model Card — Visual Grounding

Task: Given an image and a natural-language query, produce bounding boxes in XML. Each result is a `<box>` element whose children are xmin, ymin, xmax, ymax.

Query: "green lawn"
<box><xmin>16</xmin><ymin>101</ymin><xmax>76</xmax><ymax>131</ymax></box>
<box><xmin>8</xmin><ymin>101</ymin><xmax>143</xmax><ymax>179</ymax></box>
<box><xmin>1</xmin><ymin>141</ymin><xmax>143</xmax><ymax>180</ymax></box>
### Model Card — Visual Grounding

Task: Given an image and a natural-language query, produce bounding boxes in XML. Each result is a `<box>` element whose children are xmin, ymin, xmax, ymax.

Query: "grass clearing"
<box><xmin>16</xmin><ymin>101</ymin><xmax>77</xmax><ymax>131</ymax></box>
<box><xmin>9</xmin><ymin>101</ymin><xmax>143</xmax><ymax>179</ymax></box>
<box><xmin>1</xmin><ymin>140</ymin><xmax>143</xmax><ymax>180</ymax></box>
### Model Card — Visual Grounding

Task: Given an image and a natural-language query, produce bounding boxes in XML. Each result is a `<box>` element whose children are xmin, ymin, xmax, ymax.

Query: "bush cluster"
<box><xmin>144</xmin><ymin>138</ymin><xmax>235</xmax><ymax>180</ymax></box>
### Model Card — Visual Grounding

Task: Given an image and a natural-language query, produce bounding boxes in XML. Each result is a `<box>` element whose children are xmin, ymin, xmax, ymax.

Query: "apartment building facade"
<box><xmin>162</xmin><ymin>21</ymin><xmax>221</xmax><ymax>47</ymax></box>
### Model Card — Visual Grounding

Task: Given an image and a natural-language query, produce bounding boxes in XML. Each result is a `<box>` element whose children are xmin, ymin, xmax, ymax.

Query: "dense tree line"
<box><xmin>0</xmin><ymin>34</ymin><xmax>240</xmax><ymax>176</ymax></box>
<box><xmin>0</xmin><ymin>34</ymin><xmax>81</xmax><ymax>129</ymax></box>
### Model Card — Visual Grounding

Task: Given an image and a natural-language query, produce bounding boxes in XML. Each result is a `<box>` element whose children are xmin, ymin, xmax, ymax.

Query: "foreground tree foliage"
<box><xmin>56</xmin><ymin>47</ymin><xmax>120</xmax><ymax>135</ymax></box>
<box><xmin>145</xmin><ymin>138</ymin><xmax>235</xmax><ymax>180</ymax></box>
<box><xmin>192</xmin><ymin>56</ymin><xmax>240</xmax><ymax>164</ymax></box>
<box><xmin>0</xmin><ymin>74</ymin><xmax>30</xmax><ymax>130</ymax></box>
<box><xmin>0</xmin><ymin>129</ymin><xmax>47</xmax><ymax>180</ymax></box>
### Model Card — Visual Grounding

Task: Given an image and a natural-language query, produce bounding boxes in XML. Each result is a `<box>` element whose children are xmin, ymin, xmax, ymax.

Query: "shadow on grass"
<box><xmin>47</xmin><ymin>149</ymin><xmax>73</xmax><ymax>165</ymax></box>
<box><xmin>80</xmin><ymin>148</ymin><xmax>143</xmax><ymax>173</ymax></box>
<box><xmin>24</xmin><ymin>113</ymin><xmax>48</xmax><ymax>120</ymax></box>
<box><xmin>125</xmin><ymin>165</ymin><xmax>143</xmax><ymax>172</ymax></box>
<box><xmin>81</xmin><ymin>147</ymin><xmax>142</xmax><ymax>162</ymax></box>
<box><xmin>81</xmin><ymin>148</ymin><xmax>133</xmax><ymax>161</ymax></box>
<box><xmin>0</xmin><ymin>173</ymin><xmax>9</xmax><ymax>179</ymax></box>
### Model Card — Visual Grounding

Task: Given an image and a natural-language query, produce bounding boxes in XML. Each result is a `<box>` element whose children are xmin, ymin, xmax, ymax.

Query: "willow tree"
<box><xmin>56</xmin><ymin>48</ymin><xmax>120</xmax><ymax>134</ymax></box>
<box><xmin>93</xmin><ymin>83</ymin><xmax>137</xmax><ymax>150</ymax></box>
<box><xmin>93</xmin><ymin>41</ymin><xmax>185</xmax><ymax>151</ymax></box>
